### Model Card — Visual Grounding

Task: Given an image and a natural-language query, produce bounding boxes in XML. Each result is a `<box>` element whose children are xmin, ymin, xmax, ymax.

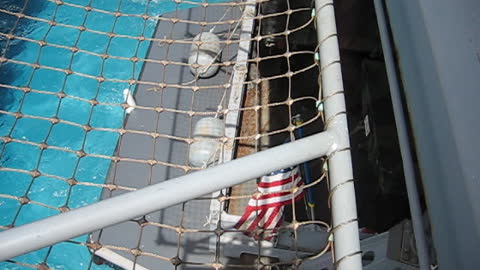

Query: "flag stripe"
<box><xmin>234</xmin><ymin>209</ymin><xmax>253</xmax><ymax>230</ymax></box>
<box><xmin>234</xmin><ymin>165</ymin><xmax>304</xmax><ymax>241</ymax></box>
<box><xmin>257</xmin><ymin>173</ymin><xmax>300</xmax><ymax>188</ymax></box>
<box><xmin>262</xmin><ymin>205</ymin><xmax>282</xmax><ymax>231</ymax></box>
<box><xmin>257</xmin><ymin>179</ymin><xmax>303</xmax><ymax>198</ymax></box>
<box><xmin>257</xmin><ymin>176</ymin><xmax>302</xmax><ymax>193</ymax></box>
<box><xmin>250</xmin><ymin>181</ymin><xmax>304</xmax><ymax>207</ymax></box>
<box><xmin>262</xmin><ymin>167</ymin><xmax>299</xmax><ymax>182</ymax></box>
<box><xmin>246</xmin><ymin>208</ymin><xmax>268</xmax><ymax>232</ymax></box>
<box><xmin>246</xmin><ymin>190</ymin><xmax>304</xmax><ymax>210</ymax></box>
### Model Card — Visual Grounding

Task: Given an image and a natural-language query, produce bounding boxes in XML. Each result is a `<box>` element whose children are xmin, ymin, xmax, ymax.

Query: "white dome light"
<box><xmin>188</xmin><ymin>32</ymin><xmax>222</xmax><ymax>78</ymax></box>
<box><xmin>188</xmin><ymin>117</ymin><xmax>225</xmax><ymax>168</ymax></box>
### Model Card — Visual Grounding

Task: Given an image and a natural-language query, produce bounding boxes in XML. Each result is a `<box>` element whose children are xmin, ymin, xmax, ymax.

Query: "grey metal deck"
<box><xmin>94</xmin><ymin>5</ymin><xmax>241</xmax><ymax>269</ymax></box>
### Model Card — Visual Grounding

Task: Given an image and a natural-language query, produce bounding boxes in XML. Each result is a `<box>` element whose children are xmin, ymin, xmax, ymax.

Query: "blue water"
<box><xmin>0</xmin><ymin>0</ymin><xmax>224</xmax><ymax>269</ymax></box>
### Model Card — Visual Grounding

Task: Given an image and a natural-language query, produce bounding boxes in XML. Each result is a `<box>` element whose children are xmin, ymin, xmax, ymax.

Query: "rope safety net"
<box><xmin>0</xmin><ymin>0</ymin><xmax>348</xmax><ymax>269</ymax></box>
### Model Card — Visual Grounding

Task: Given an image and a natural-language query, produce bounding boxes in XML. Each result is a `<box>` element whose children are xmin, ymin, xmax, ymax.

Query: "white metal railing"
<box><xmin>0</xmin><ymin>0</ymin><xmax>362</xmax><ymax>269</ymax></box>
<box><xmin>0</xmin><ymin>131</ymin><xmax>335</xmax><ymax>260</ymax></box>
<box><xmin>315</xmin><ymin>0</ymin><xmax>362</xmax><ymax>268</ymax></box>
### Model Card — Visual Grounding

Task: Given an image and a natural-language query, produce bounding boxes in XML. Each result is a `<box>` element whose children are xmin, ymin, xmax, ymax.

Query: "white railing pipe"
<box><xmin>315</xmin><ymin>0</ymin><xmax>362</xmax><ymax>269</ymax></box>
<box><xmin>0</xmin><ymin>131</ymin><xmax>335</xmax><ymax>261</ymax></box>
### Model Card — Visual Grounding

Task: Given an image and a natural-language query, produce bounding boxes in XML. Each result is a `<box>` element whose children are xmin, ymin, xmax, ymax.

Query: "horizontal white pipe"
<box><xmin>0</xmin><ymin>131</ymin><xmax>335</xmax><ymax>260</ymax></box>
<box><xmin>315</xmin><ymin>0</ymin><xmax>362</xmax><ymax>269</ymax></box>
<box><xmin>94</xmin><ymin>248</ymin><xmax>150</xmax><ymax>270</ymax></box>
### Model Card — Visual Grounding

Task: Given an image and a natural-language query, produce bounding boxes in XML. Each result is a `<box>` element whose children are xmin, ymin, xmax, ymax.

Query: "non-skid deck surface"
<box><xmin>95</xmin><ymin>5</ymin><xmax>241</xmax><ymax>269</ymax></box>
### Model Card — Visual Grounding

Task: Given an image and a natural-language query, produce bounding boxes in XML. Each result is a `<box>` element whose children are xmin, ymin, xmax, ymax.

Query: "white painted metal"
<box><xmin>208</xmin><ymin>0</ymin><xmax>257</xmax><ymax>251</ymax></box>
<box><xmin>315</xmin><ymin>0</ymin><xmax>362</xmax><ymax>269</ymax></box>
<box><xmin>94</xmin><ymin>248</ymin><xmax>150</xmax><ymax>270</ymax></box>
<box><xmin>123</xmin><ymin>88</ymin><xmax>136</xmax><ymax>114</ymax></box>
<box><xmin>0</xmin><ymin>131</ymin><xmax>335</xmax><ymax>261</ymax></box>
<box><xmin>373</xmin><ymin>1</ymin><xmax>431</xmax><ymax>269</ymax></box>
<box><xmin>302</xmin><ymin>233</ymin><xmax>418</xmax><ymax>270</ymax></box>
<box><xmin>221</xmin><ymin>0</ymin><xmax>256</xmax><ymax>163</ymax></box>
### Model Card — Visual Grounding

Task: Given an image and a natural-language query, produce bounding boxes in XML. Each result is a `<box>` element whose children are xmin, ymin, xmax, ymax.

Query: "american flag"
<box><xmin>234</xmin><ymin>166</ymin><xmax>304</xmax><ymax>241</ymax></box>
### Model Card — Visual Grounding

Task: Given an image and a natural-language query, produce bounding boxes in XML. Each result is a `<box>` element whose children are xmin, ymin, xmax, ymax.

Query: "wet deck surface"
<box><xmin>94</xmin><ymin>5</ymin><xmax>241</xmax><ymax>269</ymax></box>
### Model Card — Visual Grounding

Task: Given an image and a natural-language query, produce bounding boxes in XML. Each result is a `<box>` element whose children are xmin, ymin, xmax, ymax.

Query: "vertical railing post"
<box><xmin>315</xmin><ymin>0</ymin><xmax>363</xmax><ymax>269</ymax></box>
